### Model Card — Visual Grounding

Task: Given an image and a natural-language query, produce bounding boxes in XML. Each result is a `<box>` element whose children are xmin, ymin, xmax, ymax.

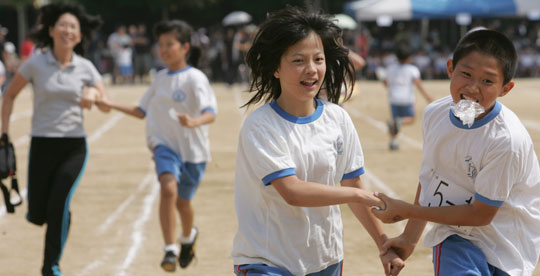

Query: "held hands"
<box><xmin>81</xmin><ymin>87</ymin><xmax>111</xmax><ymax>113</ymax></box>
<box><xmin>381</xmin><ymin>235</ymin><xmax>417</xmax><ymax>262</ymax></box>
<box><xmin>380</xmin><ymin>247</ymin><xmax>405</xmax><ymax>276</ymax></box>
<box><xmin>371</xmin><ymin>193</ymin><xmax>407</xmax><ymax>223</ymax></box>
<box><xmin>80</xmin><ymin>87</ymin><xmax>99</xmax><ymax>110</ymax></box>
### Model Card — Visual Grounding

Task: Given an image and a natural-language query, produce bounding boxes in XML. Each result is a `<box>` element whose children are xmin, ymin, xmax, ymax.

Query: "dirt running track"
<box><xmin>1</xmin><ymin>79</ymin><xmax>539</xmax><ymax>275</ymax></box>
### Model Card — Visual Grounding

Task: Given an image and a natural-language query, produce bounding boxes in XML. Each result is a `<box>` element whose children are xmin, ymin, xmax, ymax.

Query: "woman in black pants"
<box><xmin>0</xmin><ymin>3</ymin><xmax>109</xmax><ymax>275</ymax></box>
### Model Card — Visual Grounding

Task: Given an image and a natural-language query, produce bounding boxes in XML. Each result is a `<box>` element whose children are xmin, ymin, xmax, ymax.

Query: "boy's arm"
<box><xmin>98</xmin><ymin>97</ymin><xmax>145</xmax><ymax>119</ymax></box>
<box><xmin>413</xmin><ymin>78</ymin><xmax>433</xmax><ymax>103</ymax></box>
<box><xmin>381</xmin><ymin>183</ymin><xmax>427</xmax><ymax>261</ymax></box>
<box><xmin>373</xmin><ymin>186</ymin><xmax>499</xmax><ymax>227</ymax></box>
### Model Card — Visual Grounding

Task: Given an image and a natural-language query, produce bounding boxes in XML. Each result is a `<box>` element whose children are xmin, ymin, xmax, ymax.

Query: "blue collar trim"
<box><xmin>449</xmin><ymin>101</ymin><xmax>501</xmax><ymax>129</ymax></box>
<box><xmin>270</xmin><ymin>99</ymin><xmax>323</xmax><ymax>124</ymax></box>
<box><xmin>168</xmin><ymin>66</ymin><xmax>191</xmax><ymax>75</ymax></box>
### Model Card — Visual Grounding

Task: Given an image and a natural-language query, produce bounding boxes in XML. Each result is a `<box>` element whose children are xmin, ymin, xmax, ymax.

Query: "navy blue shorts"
<box><xmin>433</xmin><ymin>235</ymin><xmax>509</xmax><ymax>276</ymax></box>
<box><xmin>390</xmin><ymin>104</ymin><xmax>414</xmax><ymax>118</ymax></box>
<box><xmin>153</xmin><ymin>145</ymin><xmax>206</xmax><ymax>200</ymax></box>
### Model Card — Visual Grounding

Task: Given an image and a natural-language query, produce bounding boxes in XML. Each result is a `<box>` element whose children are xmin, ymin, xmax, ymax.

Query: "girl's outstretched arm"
<box><xmin>271</xmin><ymin>175</ymin><xmax>383</xmax><ymax>207</ymax></box>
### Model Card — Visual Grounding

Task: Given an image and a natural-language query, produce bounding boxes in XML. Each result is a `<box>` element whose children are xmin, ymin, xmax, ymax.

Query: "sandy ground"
<box><xmin>1</xmin><ymin>79</ymin><xmax>539</xmax><ymax>276</ymax></box>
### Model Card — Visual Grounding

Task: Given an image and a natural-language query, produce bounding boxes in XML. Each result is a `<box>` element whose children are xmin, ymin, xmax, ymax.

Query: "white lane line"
<box><xmin>10</xmin><ymin>110</ymin><xmax>32</xmax><ymax>122</ymax></box>
<box><xmin>117</xmin><ymin>179</ymin><xmax>160</xmax><ymax>276</ymax></box>
<box><xmin>14</xmin><ymin>135</ymin><xmax>30</xmax><ymax>147</ymax></box>
<box><xmin>363</xmin><ymin>168</ymin><xmax>400</xmax><ymax>199</ymax></box>
<box><xmin>98</xmin><ymin>171</ymin><xmax>154</xmax><ymax>234</ymax></box>
<box><xmin>80</xmin><ymin>168</ymin><xmax>154</xmax><ymax>275</ymax></box>
<box><xmin>345</xmin><ymin>107</ymin><xmax>423</xmax><ymax>150</ymax></box>
<box><xmin>87</xmin><ymin>113</ymin><xmax>124</xmax><ymax>143</ymax></box>
<box><xmin>0</xmin><ymin>114</ymin><xmax>125</xmax><ymax>218</ymax></box>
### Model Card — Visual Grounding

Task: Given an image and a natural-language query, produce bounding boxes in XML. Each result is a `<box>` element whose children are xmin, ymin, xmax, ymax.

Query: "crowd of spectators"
<box><xmin>3</xmin><ymin>17</ymin><xmax>540</xmax><ymax>90</ymax></box>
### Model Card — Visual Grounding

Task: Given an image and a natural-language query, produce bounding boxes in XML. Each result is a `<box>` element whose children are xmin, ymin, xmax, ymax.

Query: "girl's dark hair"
<box><xmin>452</xmin><ymin>29</ymin><xmax>517</xmax><ymax>85</ymax></box>
<box><xmin>154</xmin><ymin>20</ymin><xmax>200</xmax><ymax>68</ymax></box>
<box><xmin>244</xmin><ymin>6</ymin><xmax>354</xmax><ymax>107</ymax></box>
<box><xmin>33</xmin><ymin>3</ymin><xmax>102</xmax><ymax>56</ymax></box>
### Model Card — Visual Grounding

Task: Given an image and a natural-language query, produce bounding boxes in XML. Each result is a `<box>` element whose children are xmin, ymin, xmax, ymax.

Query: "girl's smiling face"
<box><xmin>274</xmin><ymin>31</ymin><xmax>326</xmax><ymax>111</ymax></box>
<box><xmin>447</xmin><ymin>51</ymin><xmax>514</xmax><ymax>119</ymax></box>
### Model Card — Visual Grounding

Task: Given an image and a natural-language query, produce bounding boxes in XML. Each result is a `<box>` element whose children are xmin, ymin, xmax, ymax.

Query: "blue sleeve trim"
<box><xmin>137</xmin><ymin>107</ymin><xmax>146</xmax><ymax>116</ymax></box>
<box><xmin>474</xmin><ymin>193</ymin><xmax>504</xmax><ymax>207</ymax></box>
<box><xmin>342</xmin><ymin>167</ymin><xmax>365</xmax><ymax>181</ymax></box>
<box><xmin>262</xmin><ymin>168</ymin><xmax>296</xmax><ymax>186</ymax></box>
<box><xmin>201</xmin><ymin>107</ymin><xmax>216</xmax><ymax>115</ymax></box>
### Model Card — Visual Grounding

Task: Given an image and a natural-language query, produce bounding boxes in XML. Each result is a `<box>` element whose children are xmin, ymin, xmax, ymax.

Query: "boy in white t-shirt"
<box><xmin>373</xmin><ymin>30</ymin><xmax>540</xmax><ymax>276</ymax></box>
<box><xmin>383</xmin><ymin>45</ymin><xmax>433</xmax><ymax>150</ymax></box>
<box><xmin>99</xmin><ymin>20</ymin><xmax>216</xmax><ymax>272</ymax></box>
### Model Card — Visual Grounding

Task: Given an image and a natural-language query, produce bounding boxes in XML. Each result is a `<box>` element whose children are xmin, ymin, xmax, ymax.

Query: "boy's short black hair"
<box><xmin>153</xmin><ymin>20</ymin><xmax>201</xmax><ymax>67</ymax></box>
<box><xmin>395</xmin><ymin>44</ymin><xmax>412</xmax><ymax>62</ymax></box>
<box><xmin>153</xmin><ymin>20</ymin><xmax>192</xmax><ymax>44</ymax></box>
<box><xmin>452</xmin><ymin>29</ymin><xmax>517</xmax><ymax>84</ymax></box>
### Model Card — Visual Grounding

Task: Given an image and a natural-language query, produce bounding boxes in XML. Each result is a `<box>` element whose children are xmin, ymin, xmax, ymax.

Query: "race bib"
<box><xmin>424</xmin><ymin>174</ymin><xmax>474</xmax><ymax>235</ymax></box>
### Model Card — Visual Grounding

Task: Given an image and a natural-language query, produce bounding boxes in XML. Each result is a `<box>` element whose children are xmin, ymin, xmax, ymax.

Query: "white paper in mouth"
<box><xmin>168</xmin><ymin>108</ymin><xmax>178</xmax><ymax>122</ymax></box>
<box><xmin>451</xmin><ymin>99</ymin><xmax>485</xmax><ymax>127</ymax></box>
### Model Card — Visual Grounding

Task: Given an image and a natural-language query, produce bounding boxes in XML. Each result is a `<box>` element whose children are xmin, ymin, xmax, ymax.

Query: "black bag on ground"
<box><xmin>0</xmin><ymin>137</ymin><xmax>22</xmax><ymax>213</ymax></box>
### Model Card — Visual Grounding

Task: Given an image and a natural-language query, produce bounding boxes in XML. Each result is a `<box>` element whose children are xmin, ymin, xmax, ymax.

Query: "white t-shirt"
<box><xmin>385</xmin><ymin>63</ymin><xmax>421</xmax><ymax>105</ymax></box>
<box><xmin>232</xmin><ymin>99</ymin><xmax>365</xmax><ymax>275</ymax></box>
<box><xmin>420</xmin><ymin>96</ymin><xmax>540</xmax><ymax>276</ymax></box>
<box><xmin>138</xmin><ymin>66</ymin><xmax>217</xmax><ymax>163</ymax></box>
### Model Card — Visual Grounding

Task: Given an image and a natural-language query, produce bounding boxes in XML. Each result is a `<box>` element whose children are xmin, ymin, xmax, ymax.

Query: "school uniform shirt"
<box><xmin>419</xmin><ymin>96</ymin><xmax>540</xmax><ymax>276</ymax></box>
<box><xmin>385</xmin><ymin>63</ymin><xmax>421</xmax><ymax>105</ymax></box>
<box><xmin>232</xmin><ymin>99</ymin><xmax>365</xmax><ymax>275</ymax></box>
<box><xmin>138</xmin><ymin>66</ymin><xmax>217</xmax><ymax>163</ymax></box>
<box><xmin>18</xmin><ymin>50</ymin><xmax>102</xmax><ymax>137</ymax></box>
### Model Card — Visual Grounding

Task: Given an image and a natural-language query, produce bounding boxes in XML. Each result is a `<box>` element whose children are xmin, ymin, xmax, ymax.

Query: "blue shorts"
<box><xmin>433</xmin><ymin>235</ymin><xmax>509</xmax><ymax>276</ymax></box>
<box><xmin>390</xmin><ymin>104</ymin><xmax>414</xmax><ymax>119</ymax></box>
<box><xmin>153</xmin><ymin>145</ymin><xmax>206</xmax><ymax>200</ymax></box>
<box><xmin>119</xmin><ymin>65</ymin><xmax>133</xmax><ymax>76</ymax></box>
<box><xmin>234</xmin><ymin>261</ymin><xmax>342</xmax><ymax>276</ymax></box>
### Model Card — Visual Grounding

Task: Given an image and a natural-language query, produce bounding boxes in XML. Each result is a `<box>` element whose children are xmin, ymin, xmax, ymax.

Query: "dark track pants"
<box><xmin>26</xmin><ymin>137</ymin><xmax>88</xmax><ymax>276</ymax></box>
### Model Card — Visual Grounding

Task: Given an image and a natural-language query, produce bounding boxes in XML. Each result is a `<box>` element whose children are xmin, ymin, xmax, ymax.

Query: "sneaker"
<box><xmin>161</xmin><ymin>251</ymin><xmax>177</xmax><ymax>272</ymax></box>
<box><xmin>389</xmin><ymin>140</ymin><xmax>399</xmax><ymax>150</ymax></box>
<box><xmin>179</xmin><ymin>228</ymin><xmax>198</xmax><ymax>268</ymax></box>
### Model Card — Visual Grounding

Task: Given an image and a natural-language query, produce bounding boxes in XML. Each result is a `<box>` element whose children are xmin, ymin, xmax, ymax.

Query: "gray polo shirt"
<box><xmin>19</xmin><ymin>50</ymin><xmax>102</xmax><ymax>137</ymax></box>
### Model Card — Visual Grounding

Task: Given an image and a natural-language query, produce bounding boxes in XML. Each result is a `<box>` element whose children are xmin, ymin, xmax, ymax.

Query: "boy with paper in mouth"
<box><xmin>372</xmin><ymin>29</ymin><xmax>540</xmax><ymax>276</ymax></box>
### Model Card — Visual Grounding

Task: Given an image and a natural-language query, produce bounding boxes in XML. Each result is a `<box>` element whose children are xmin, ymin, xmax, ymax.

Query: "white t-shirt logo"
<box><xmin>464</xmin><ymin>155</ymin><xmax>477</xmax><ymax>180</ymax></box>
<box><xmin>334</xmin><ymin>136</ymin><xmax>344</xmax><ymax>155</ymax></box>
<box><xmin>172</xmin><ymin>90</ymin><xmax>186</xmax><ymax>102</ymax></box>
